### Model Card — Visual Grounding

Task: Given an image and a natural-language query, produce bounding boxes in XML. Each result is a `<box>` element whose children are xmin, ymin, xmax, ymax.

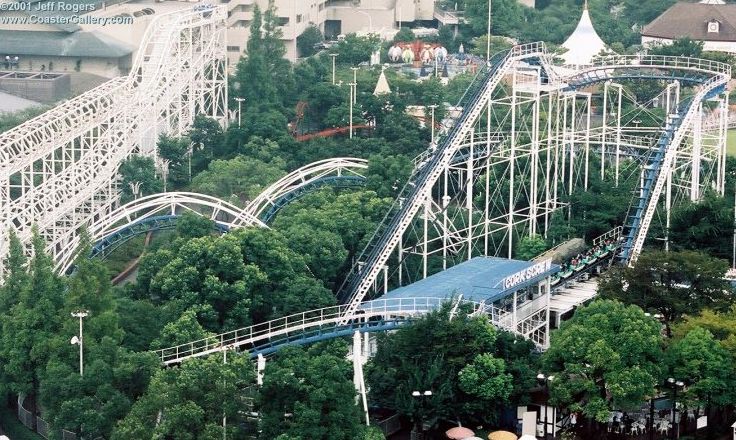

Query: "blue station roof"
<box><xmin>381</xmin><ymin>256</ymin><xmax>559</xmax><ymax>304</ymax></box>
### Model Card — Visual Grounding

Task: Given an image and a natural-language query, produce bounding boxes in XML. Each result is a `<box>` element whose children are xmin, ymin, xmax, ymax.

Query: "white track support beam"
<box><xmin>0</xmin><ymin>6</ymin><xmax>228</xmax><ymax>274</ymax></box>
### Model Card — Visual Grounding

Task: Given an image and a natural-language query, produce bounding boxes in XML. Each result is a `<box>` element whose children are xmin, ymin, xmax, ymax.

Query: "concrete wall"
<box><xmin>642</xmin><ymin>35</ymin><xmax>736</xmax><ymax>54</ymax></box>
<box><xmin>0</xmin><ymin>71</ymin><xmax>71</xmax><ymax>102</ymax></box>
<box><xmin>7</xmin><ymin>55</ymin><xmax>131</xmax><ymax>78</ymax></box>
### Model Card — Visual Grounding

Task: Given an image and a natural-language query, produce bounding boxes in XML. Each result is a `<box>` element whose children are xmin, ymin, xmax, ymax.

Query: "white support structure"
<box><xmin>244</xmin><ymin>158</ymin><xmax>369</xmax><ymax>221</ymax></box>
<box><xmin>0</xmin><ymin>6</ymin><xmax>228</xmax><ymax>274</ymax></box>
<box><xmin>338</xmin><ymin>44</ymin><xmax>730</xmax><ymax>321</ymax></box>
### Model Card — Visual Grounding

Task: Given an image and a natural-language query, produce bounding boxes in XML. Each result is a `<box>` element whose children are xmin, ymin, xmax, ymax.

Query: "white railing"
<box><xmin>584</xmin><ymin>54</ymin><xmax>732</xmax><ymax>76</ymax></box>
<box><xmin>155</xmin><ymin>297</ymin><xmax>484</xmax><ymax>364</ymax></box>
<box><xmin>592</xmin><ymin>226</ymin><xmax>623</xmax><ymax>247</ymax></box>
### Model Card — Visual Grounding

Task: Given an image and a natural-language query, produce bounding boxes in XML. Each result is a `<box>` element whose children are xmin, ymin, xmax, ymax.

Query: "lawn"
<box><xmin>727</xmin><ymin>129</ymin><xmax>736</xmax><ymax>157</ymax></box>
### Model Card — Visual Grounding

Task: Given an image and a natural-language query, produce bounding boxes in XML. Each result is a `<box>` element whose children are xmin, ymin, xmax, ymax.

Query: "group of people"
<box><xmin>552</xmin><ymin>238</ymin><xmax>621</xmax><ymax>284</ymax></box>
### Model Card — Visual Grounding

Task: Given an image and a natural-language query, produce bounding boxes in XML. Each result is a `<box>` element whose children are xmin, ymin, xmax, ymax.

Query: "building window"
<box><xmin>227</xmin><ymin>46</ymin><xmax>241</xmax><ymax>52</ymax></box>
<box><xmin>296</xmin><ymin>14</ymin><xmax>303</xmax><ymax>23</ymax></box>
<box><xmin>278</xmin><ymin>16</ymin><xmax>289</xmax><ymax>25</ymax></box>
<box><xmin>708</xmin><ymin>20</ymin><xmax>720</xmax><ymax>33</ymax></box>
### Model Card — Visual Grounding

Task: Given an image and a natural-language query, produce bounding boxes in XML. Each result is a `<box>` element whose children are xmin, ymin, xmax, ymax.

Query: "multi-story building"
<box><xmin>0</xmin><ymin>0</ymin><xmax>436</xmax><ymax>78</ymax></box>
<box><xmin>225</xmin><ymin>0</ymin><xmax>435</xmax><ymax>64</ymax></box>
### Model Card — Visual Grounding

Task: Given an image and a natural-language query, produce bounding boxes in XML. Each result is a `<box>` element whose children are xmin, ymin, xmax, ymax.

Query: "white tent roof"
<box><xmin>373</xmin><ymin>69</ymin><xmax>391</xmax><ymax>96</ymax></box>
<box><xmin>560</xmin><ymin>2</ymin><xmax>608</xmax><ymax>65</ymax></box>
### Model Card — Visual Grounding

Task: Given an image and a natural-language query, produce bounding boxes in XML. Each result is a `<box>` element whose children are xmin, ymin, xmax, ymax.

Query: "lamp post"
<box><xmin>349</xmin><ymin>82</ymin><xmax>356</xmax><ymax>139</ymax></box>
<box><xmin>70</xmin><ymin>311</ymin><xmax>89</xmax><ymax>376</ymax></box>
<box><xmin>667</xmin><ymin>377</ymin><xmax>685</xmax><ymax>440</ymax></box>
<box><xmin>234</xmin><ymin>97</ymin><xmax>245</xmax><ymax>128</ymax></box>
<box><xmin>329</xmin><ymin>53</ymin><xmax>338</xmax><ymax>85</ymax></box>
<box><xmin>428</xmin><ymin>104</ymin><xmax>438</xmax><ymax>145</ymax></box>
<box><xmin>411</xmin><ymin>390</ymin><xmax>432</xmax><ymax>439</ymax></box>
<box><xmin>537</xmin><ymin>373</ymin><xmax>555</xmax><ymax>439</ymax></box>
<box><xmin>356</xmin><ymin>10</ymin><xmax>373</xmax><ymax>33</ymax></box>
<box><xmin>731</xmin><ymin>174</ymin><xmax>736</xmax><ymax>269</ymax></box>
<box><xmin>161</xmin><ymin>159</ymin><xmax>171</xmax><ymax>192</ymax></box>
<box><xmin>486</xmin><ymin>0</ymin><xmax>492</xmax><ymax>61</ymax></box>
<box><xmin>351</xmin><ymin>66</ymin><xmax>359</xmax><ymax>102</ymax></box>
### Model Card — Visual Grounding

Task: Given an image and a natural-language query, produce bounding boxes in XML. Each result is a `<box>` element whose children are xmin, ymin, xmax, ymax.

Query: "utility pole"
<box><xmin>330</xmin><ymin>53</ymin><xmax>338</xmax><ymax>85</ymax></box>
<box><xmin>351</xmin><ymin>66</ymin><xmax>359</xmax><ymax>102</ymax></box>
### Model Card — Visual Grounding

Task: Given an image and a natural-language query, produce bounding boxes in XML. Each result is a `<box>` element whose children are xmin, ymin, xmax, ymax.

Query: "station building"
<box><xmin>374</xmin><ymin>256</ymin><xmax>560</xmax><ymax>348</ymax></box>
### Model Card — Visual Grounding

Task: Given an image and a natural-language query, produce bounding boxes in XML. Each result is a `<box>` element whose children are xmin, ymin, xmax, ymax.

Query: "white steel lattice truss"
<box><xmin>244</xmin><ymin>157</ymin><xmax>369</xmax><ymax>220</ymax></box>
<box><xmin>0</xmin><ymin>6</ymin><xmax>228</xmax><ymax>273</ymax></box>
<box><xmin>338</xmin><ymin>44</ymin><xmax>730</xmax><ymax>349</ymax></box>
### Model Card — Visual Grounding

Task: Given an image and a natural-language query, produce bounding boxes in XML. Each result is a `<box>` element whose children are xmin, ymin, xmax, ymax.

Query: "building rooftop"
<box><xmin>642</xmin><ymin>2</ymin><xmax>736</xmax><ymax>42</ymax></box>
<box><xmin>379</xmin><ymin>256</ymin><xmax>559</xmax><ymax>304</ymax></box>
<box><xmin>0</xmin><ymin>30</ymin><xmax>133</xmax><ymax>57</ymax></box>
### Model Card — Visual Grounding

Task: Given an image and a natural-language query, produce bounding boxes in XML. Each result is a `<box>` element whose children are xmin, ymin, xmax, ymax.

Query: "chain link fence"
<box><xmin>16</xmin><ymin>394</ymin><xmax>77</xmax><ymax>440</ymax></box>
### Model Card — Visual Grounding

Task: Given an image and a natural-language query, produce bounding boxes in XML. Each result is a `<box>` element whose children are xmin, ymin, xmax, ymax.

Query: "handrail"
<box><xmin>154</xmin><ymin>297</ymin><xmax>493</xmax><ymax>364</ymax></box>
<box><xmin>576</xmin><ymin>54</ymin><xmax>731</xmax><ymax>76</ymax></box>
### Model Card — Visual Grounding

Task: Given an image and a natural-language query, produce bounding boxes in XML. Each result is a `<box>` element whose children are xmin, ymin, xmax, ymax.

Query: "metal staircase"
<box><xmin>619</xmin><ymin>76</ymin><xmax>727</xmax><ymax>266</ymax></box>
<box><xmin>336</xmin><ymin>43</ymin><xmax>551</xmax><ymax>321</ymax></box>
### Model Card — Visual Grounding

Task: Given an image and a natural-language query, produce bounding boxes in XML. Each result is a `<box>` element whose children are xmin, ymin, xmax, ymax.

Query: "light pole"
<box><xmin>234</xmin><ymin>97</ymin><xmax>245</xmax><ymax>128</ymax></box>
<box><xmin>732</xmin><ymin>175</ymin><xmax>735</xmax><ymax>269</ymax></box>
<box><xmin>537</xmin><ymin>373</ymin><xmax>555</xmax><ymax>439</ymax></box>
<box><xmin>70</xmin><ymin>311</ymin><xmax>89</xmax><ymax>376</ymax></box>
<box><xmin>428</xmin><ymin>104</ymin><xmax>438</xmax><ymax>145</ymax></box>
<box><xmin>411</xmin><ymin>390</ymin><xmax>432</xmax><ymax>439</ymax></box>
<box><xmin>349</xmin><ymin>82</ymin><xmax>356</xmax><ymax>139</ymax></box>
<box><xmin>486</xmin><ymin>0</ymin><xmax>492</xmax><ymax>61</ymax></box>
<box><xmin>161</xmin><ymin>159</ymin><xmax>171</xmax><ymax>192</ymax></box>
<box><xmin>329</xmin><ymin>53</ymin><xmax>338</xmax><ymax>85</ymax></box>
<box><xmin>667</xmin><ymin>377</ymin><xmax>685</xmax><ymax>440</ymax></box>
<box><xmin>351</xmin><ymin>66</ymin><xmax>359</xmax><ymax>102</ymax></box>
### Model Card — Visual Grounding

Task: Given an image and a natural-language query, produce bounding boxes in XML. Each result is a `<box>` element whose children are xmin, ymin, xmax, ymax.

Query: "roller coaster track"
<box><xmin>154</xmin><ymin>296</ymin><xmax>517</xmax><ymax>365</ymax></box>
<box><xmin>335</xmin><ymin>42</ymin><xmax>554</xmax><ymax>321</ymax></box>
<box><xmin>336</xmin><ymin>46</ymin><xmax>731</xmax><ymax>319</ymax></box>
<box><xmin>0</xmin><ymin>6</ymin><xmax>228</xmax><ymax>274</ymax></box>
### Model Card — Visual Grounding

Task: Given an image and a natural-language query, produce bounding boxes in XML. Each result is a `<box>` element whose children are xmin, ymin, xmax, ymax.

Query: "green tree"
<box><xmin>331</xmin><ymin>34</ymin><xmax>380</xmax><ymax>65</ymax></box>
<box><xmin>190</xmin><ymin>155</ymin><xmax>286</xmax><ymax>205</ymax></box>
<box><xmin>648</xmin><ymin>38</ymin><xmax>703</xmax><ymax>57</ymax></box>
<box><xmin>1</xmin><ymin>230</ymin><xmax>64</xmax><ymax>401</ymax></box>
<box><xmin>297</xmin><ymin>24</ymin><xmax>323</xmax><ymax>57</ymax></box>
<box><xmin>543</xmin><ymin>300</ymin><xmax>662</xmax><ymax>425</ymax></box>
<box><xmin>669</xmin><ymin>192</ymin><xmax>732</xmax><ymax>260</ymax></box>
<box><xmin>259</xmin><ymin>343</ymin><xmax>369</xmax><ymax>440</ymax></box>
<box><xmin>156</xmin><ymin>134</ymin><xmax>190</xmax><ymax>188</ymax></box>
<box><xmin>119</xmin><ymin>155</ymin><xmax>162</xmax><ymax>203</ymax></box>
<box><xmin>458</xmin><ymin>353</ymin><xmax>513</xmax><ymax>403</ymax></box>
<box><xmin>598</xmin><ymin>250</ymin><xmax>732</xmax><ymax>336</ymax></box>
<box><xmin>40</xmin><ymin>242</ymin><xmax>158</xmax><ymax>439</ymax></box>
<box><xmin>176</xmin><ymin>211</ymin><xmax>216</xmax><ymax>240</ymax></box>
<box><xmin>366</xmin><ymin>305</ymin><xmax>536</xmax><ymax>427</ymax></box>
<box><xmin>515</xmin><ymin>235</ymin><xmax>548</xmax><ymax>260</ymax></box>
<box><xmin>393</xmin><ymin>27</ymin><xmax>415</xmax><ymax>43</ymax></box>
<box><xmin>665</xmin><ymin>327</ymin><xmax>734</xmax><ymax>407</ymax></box>
<box><xmin>112</xmin><ymin>354</ymin><xmax>255</xmax><ymax>440</ymax></box>
<box><xmin>188</xmin><ymin>115</ymin><xmax>225</xmax><ymax>169</ymax></box>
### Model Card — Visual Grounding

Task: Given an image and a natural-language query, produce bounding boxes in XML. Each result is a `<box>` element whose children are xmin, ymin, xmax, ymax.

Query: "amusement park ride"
<box><xmin>0</xmin><ymin>6</ymin><xmax>731</xmax><ymax>362</ymax></box>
